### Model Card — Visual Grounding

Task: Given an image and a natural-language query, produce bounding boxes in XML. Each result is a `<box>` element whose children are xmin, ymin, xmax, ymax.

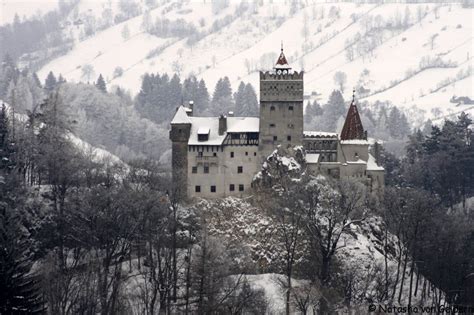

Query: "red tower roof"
<box><xmin>340</xmin><ymin>90</ymin><xmax>366</xmax><ymax>140</ymax></box>
<box><xmin>274</xmin><ymin>42</ymin><xmax>291</xmax><ymax>70</ymax></box>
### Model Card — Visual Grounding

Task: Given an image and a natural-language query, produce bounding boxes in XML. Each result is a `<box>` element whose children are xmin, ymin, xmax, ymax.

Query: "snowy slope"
<box><xmin>38</xmin><ymin>1</ymin><xmax>474</xmax><ymax>124</ymax></box>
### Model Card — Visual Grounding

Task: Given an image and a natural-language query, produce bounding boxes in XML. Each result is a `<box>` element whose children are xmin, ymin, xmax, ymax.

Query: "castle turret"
<box><xmin>340</xmin><ymin>90</ymin><xmax>366</xmax><ymax>141</ymax></box>
<box><xmin>169</xmin><ymin>106</ymin><xmax>192</xmax><ymax>198</ymax></box>
<box><xmin>258</xmin><ymin>45</ymin><xmax>304</xmax><ymax>161</ymax></box>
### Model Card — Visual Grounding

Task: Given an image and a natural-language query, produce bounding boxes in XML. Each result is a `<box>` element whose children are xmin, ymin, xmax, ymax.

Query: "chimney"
<box><xmin>228</xmin><ymin>111</ymin><xmax>234</xmax><ymax>117</ymax></box>
<box><xmin>188</xmin><ymin>101</ymin><xmax>194</xmax><ymax>116</ymax></box>
<box><xmin>218</xmin><ymin>114</ymin><xmax>227</xmax><ymax>135</ymax></box>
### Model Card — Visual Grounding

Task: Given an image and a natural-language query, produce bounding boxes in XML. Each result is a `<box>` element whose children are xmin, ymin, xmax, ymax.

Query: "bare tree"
<box><xmin>333</xmin><ymin>71</ymin><xmax>347</xmax><ymax>93</ymax></box>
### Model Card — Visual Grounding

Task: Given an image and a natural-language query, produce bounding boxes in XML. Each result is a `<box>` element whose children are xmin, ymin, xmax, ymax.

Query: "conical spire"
<box><xmin>274</xmin><ymin>42</ymin><xmax>291</xmax><ymax>70</ymax></box>
<box><xmin>340</xmin><ymin>89</ymin><xmax>366</xmax><ymax>140</ymax></box>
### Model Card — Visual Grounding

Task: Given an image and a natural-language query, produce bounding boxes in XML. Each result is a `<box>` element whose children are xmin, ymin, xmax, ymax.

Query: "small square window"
<box><xmin>229</xmin><ymin>184</ymin><xmax>235</xmax><ymax>191</ymax></box>
<box><xmin>245</xmin><ymin>152</ymin><xmax>248</xmax><ymax>156</ymax></box>
<box><xmin>195</xmin><ymin>186</ymin><xmax>201</xmax><ymax>193</ymax></box>
<box><xmin>198</xmin><ymin>151</ymin><xmax>203</xmax><ymax>157</ymax></box>
<box><xmin>213</xmin><ymin>152</ymin><xmax>217</xmax><ymax>157</ymax></box>
<box><xmin>192</xmin><ymin>166</ymin><xmax>197</xmax><ymax>173</ymax></box>
<box><xmin>204</xmin><ymin>166</ymin><xmax>209</xmax><ymax>173</ymax></box>
<box><xmin>287</xmin><ymin>135</ymin><xmax>292</xmax><ymax>141</ymax></box>
<box><xmin>239</xmin><ymin>184</ymin><xmax>244</xmax><ymax>192</ymax></box>
<box><xmin>270</xmin><ymin>106</ymin><xmax>275</xmax><ymax>111</ymax></box>
<box><xmin>210</xmin><ymin>185</ymin><xmax>216</xmax><ymax>193</ymax></box>
<box><xmin>270</xmin><ymin>123</ymin><xmax>276</xmax><ymax>128</ymax></box>
<box><xmin>254</xmin><ymin>152</ymin><xmax>257</xmax><ymax>156</ymax></box>
<box><xmin>230</xmin><ymin>152</ymin><xmax>234</xmax><ymax>158</ymax></box>
<box><xmin>238</xmin><ymin>166</ymin><xmax>243</xmax><ymax>173</ymax></box>
<box><xmin>289</xmin><ymin>106</ymin><xmax>294</xmax><ymax>111</ymax></box>
<box><xmin>273</xmin><ymin>136</ymin><xmax>278</xmax><ymax>141</ymax></box>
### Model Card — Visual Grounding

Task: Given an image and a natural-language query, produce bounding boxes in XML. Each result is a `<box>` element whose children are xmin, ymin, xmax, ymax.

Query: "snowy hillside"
<box><xmin>36</xmin><ymin>1</ymin><xmax>473</xmax><ymax>125</ymax></box>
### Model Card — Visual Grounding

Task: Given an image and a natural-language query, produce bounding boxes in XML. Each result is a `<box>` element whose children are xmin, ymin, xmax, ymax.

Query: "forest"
<box><xmin>0</xmin><ymin>69</ymin><xmax>473</xmax><ymax>313</ymax></box>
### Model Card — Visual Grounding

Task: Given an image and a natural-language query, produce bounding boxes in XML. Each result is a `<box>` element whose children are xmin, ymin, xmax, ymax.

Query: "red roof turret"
<box><xmin>340</xmin><ymin>90</ymin><xmax>366</xmax><ymax>140</ymax></box>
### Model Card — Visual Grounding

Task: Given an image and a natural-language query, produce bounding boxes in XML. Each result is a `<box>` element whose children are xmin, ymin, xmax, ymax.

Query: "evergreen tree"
<box><xmin>243</xmin><ymin>83</ymin><xmax>258</xmax><ymax>116</ymax></box>
<box><xmin>0</xmin><ymin>189</ymin><xmax>44</xmax><ymax>314</ymax></box>
<box><xmin>305</xmin><ymin>100</ymin><xmax>323</xmax><ymax>123</ymax></box>
<box><xmin>44</xmin><ymin>71</ymin><xmax>57</xmax><ymax>92</ymax></box>
<box><xmin>321</xmin><ymin>90</ymin><xmax>346</xmax><ymax>132</ymax></box>
<box><xmin>196</xmin><ymin>79</ymin><xmax>210</xmax><ymax>115</ymax></box>
<box><xmin>210</xmin><ymin>77</ymin><xmax>234</xmax><ymax>115</ymax></box>
<box><xmin>233</xmin><ymin>82</ymin><xmax>246</xmax><ymax>116</ymax></box>
<box><xmin>183</xmin><ymin>75</ymin><xmax>199</xmax><ymax>104</ymax></box>
<box><xmin>388</xmin><ymin>107</ymin><xmax>411</xmax><ymax>139</ymax></box>
<box><xmin>32</xmin><ymin>72</ymin><xmax>42</xmax><ymax>88</ymax></box>
<box><xmin>0</xmin><ymin>55</ymin><xmax>18</xmax><ymax>99</ymax></box>
<box><xmin>57</xmin><ymin>74</ymin><xmax>66</xmax><ymax>85</ymax></box>
<box><xmin>95</xmin><ymin>74</ymin><xmax>107</xmax><ymax>93</ymax></box>
<box><xmin>0</xmin><ymin>104</ymin><xmax>15</xmax><ymax>173</ymax></box>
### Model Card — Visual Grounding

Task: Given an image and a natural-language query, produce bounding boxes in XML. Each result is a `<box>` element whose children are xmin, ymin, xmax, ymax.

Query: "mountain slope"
<box><xmin>37</xmin><ymin>1</ymin><xmax>474</xmax><ymax>125</ymax></box>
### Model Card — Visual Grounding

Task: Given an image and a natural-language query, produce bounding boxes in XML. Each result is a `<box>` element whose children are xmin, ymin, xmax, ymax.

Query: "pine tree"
<box><xmin>57</xmin><ymin>74</ymin><xmax>66</xmax><ymax>85</ymax></box>
<box><xmin>243</xmin><ymin>83</ymin><xmax>258</xmax><ymax>116</ymax></box>
<box><xmin>322</xmin><ymin>90</ymin><xmax>346</xmax><ymax>132</ymax></box>
<box><xmin>183</xmin><ymin>75</ymin><xmax>199</xmax><ymax>104</ymax></box>
<box><xmin>95</xmin><ymin>74</ymin><xmax>107</xmax><ymax>93</ymax></box>
<box><xmin>44</xmin><ymin>71</ymin><xmax>57</xmax><ymax>92</ymax></box>
<box><xmin>196</xmin><ymin>79</ymin><xmax>210</xmax><ymax>115</ymax></box>
<box><xmin>32</xmin><ymin>73</ymin><xmax>42</xmax><ymax>88</ymax></box>
<box><xmin>211</xmin><ymin>77</ymin><xmax>234</xmax><ymax>115</ymax></box>
<box><xmin>0</xmin><ymin>104</ymin><xmax>15</xmax><ymax>173</ymax></box>
<box><xmin>233</xmin><ymin>82</ymin><xmax>246</xmax><ymax>116</ymax></box>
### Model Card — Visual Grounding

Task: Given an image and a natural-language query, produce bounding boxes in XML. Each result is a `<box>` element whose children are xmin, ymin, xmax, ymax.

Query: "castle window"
<box><xmin>238</xmin><ymin>166</ymin><xmax>243</xmax><ymax>173</ymax></box>
<box><xmin>239</xmin><ymin>184</ymin><xmax>244</xmax><ymax>192</ymax></box>
<box><xmin>270</xmin><ymin>123</ymin><xmax>276</xmax><ymax>128</ymax></box>
<box><xmin>230</xmin><ymin>184</ymin><xmax>235</xmax><ymax>191</ymax></box>
<box><xmin>204</xmin><ymin>165</ymin><xmax>209</xmax><ymax>173</ymax></box>
<box><xmin>231</xmin><ymin>133</ymin><xmax>240</xmax><ymax>140</ymax></box>
<box><xmin>254</xmin><ymin>152</ymin><xmax>257</xmax><ymax>156</ymax></box>
<box><xmin>288</xmin><ymin>124</ymin><xmax>294</xmax><ymax>128</ymax></box>
<box><xmin>198</xmin><ymin>151</ymin><xmax>203</xmax><ymax>157</ymax></box>
<box><xmin>273</xmin><ymin>136</ymin><xmax>278</xmax><ymax>141</ymax></box>
<box><xmin>245</xmin><ymin>152</ymin><xmax>248</xmax><ymax>156</ymax></box>
<box><xmin>287</xmin><ymin>135</ymin><xmax>292</xmax><ymax>141</ymax></box>
<box><xmin>270</xmin><ymin>106</ymin><xmax>275</xmax><ymax>111</ymax></box>
<box><xmin>210</xmin><ymin>185</ymin><xmax>216</xmax><ymax>193</ymax></box>
<box><xmin>355</xmin><ymin>153</ymin><xmax>359</xmax><ymax>159</ymax></box>
<box><xmin>289</xmin><ymin>106</ymin><xmax>294</xmax><ymax>111</ymax></box>
<box><xmin>213</xmin><ymin>152</ymin><xmax>217</xmax><ymax>157</ymax></box>
<box><xmin>195</xmin><ymin>186</ymin><xmax>201</xmax><ymax>193</ymax></box>
<box><xmin>192</xmin><ymin>166</ymin><xmax>197</xmax><ymax>174</ymax></box>
<box><xmin>230</xmin><ymin>152</ymin><xmax>234</xmax><ymax>158</ymax></box>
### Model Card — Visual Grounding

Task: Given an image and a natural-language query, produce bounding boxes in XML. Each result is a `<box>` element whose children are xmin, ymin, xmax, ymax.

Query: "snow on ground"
<box><xmin>1</xmin><ymin>99</ymin><xmax>125</xmax><ymax>167</ymax></box>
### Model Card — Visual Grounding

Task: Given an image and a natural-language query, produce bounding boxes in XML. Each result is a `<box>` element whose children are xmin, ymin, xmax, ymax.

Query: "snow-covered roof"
<box><xmin>347</xmin><ymin>159</ymin><xmax>367</xmax><ymax>165</ymax></box>
<box><xmin>188</xmin><ymin>116</ymin><xmax>260</xmax><ymax>146</ymax></box>
<box><xmin>197</xmin><ymin>127</ymin><xmax>210</xmax><ymax>135</ymax></box>
<box><xmin>305</xmin><ymin>153</ymin><xmax>320</xmax><ymax>164</ymax></box>
<box><xmin>367</xmin><ymin>153</ymin><xmax>384</xmax><ymax>171</ymax></box>
<box><xmin>303</xmin><ymin>131</ymin><xmax>338</xmax><ymax>138</ymax></box>
<box><xmin>170</xmin><ymin>106</ymin><xmax>192</xmax><ymax>124</ymax></box>
<box><xmin>227</xmin><ymin>117</ymin><xmax>259</xmax><ymax>133</ymax></box>
<box><xmin>340</xmin><ymin>139</ymin><xmax>369</xmax><ymax>145</ymax></box>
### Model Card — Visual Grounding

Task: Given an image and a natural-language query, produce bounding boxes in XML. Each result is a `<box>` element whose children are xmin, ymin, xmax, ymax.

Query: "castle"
<box><xmin>169</xmin><ymin>47</ymin><xmax>384</xmax><ymax>199</ymax></box>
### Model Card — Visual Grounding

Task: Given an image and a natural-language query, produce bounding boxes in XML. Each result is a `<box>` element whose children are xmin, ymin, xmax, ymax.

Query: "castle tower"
<box><xmin>169</xmin><ymin>106</ymin><xmax>192</xmax><ymax>198</ymax></box>
<box><xmin>258</xmin><ymin>45</ymin><xmax>304</xmax><ymax>161</ymax></box>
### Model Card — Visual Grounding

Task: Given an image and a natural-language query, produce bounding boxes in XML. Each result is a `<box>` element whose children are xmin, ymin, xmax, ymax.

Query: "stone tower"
<box><xmin>169</xmin><ymin>106</ymin><xmax>192</xmax><ymax>198</ymax></box>
<box><xmin>258</xmin><ymin>46</ymin><xmax>304</xmax><ymax>161</ymax></box>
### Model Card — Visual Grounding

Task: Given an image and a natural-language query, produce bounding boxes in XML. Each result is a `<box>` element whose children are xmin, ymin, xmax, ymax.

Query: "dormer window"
<box><xmin>197</xmin><ymin>127</ymin><xmax>210</xmax><ymax>141</ymax></box>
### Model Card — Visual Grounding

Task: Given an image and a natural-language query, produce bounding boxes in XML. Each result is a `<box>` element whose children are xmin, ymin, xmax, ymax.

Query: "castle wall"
<box><xmin>186</xmin><ymin>145</ymin><xmax>259</xmax><ymax>198</ymax></box>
